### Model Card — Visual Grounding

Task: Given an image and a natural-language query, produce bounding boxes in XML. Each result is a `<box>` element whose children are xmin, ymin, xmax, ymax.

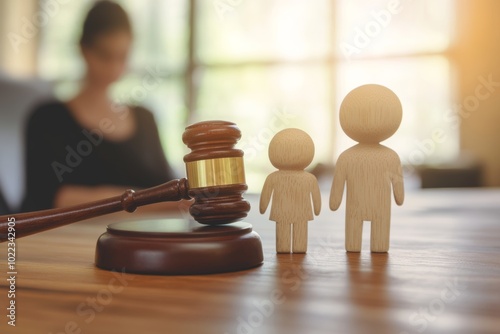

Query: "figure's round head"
<box><xmin>339</xmin><ymin>84</ymin><xmax>402</xmax><ymax>144</ymax></box>
<box><xmin>268</xmin><ymin>128</ymin><xmax>315</xmax><ymax>170</ymax></box>
<box><xmin>80</xmin><ymin>1</ymin><xmax>132</xmax><ymax>87</ymax></box>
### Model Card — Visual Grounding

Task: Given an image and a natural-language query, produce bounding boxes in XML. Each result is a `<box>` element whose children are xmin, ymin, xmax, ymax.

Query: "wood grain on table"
<box><xmin>1</xmin><ymin>189</ymin><xmax>499</xmax><ymax>334</ymax></box>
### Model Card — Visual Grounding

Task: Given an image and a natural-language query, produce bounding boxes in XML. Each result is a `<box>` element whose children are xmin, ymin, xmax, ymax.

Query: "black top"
<box><xmin>22</xmin><ymin>101</ymin><xmax>176</xmax><ymax>212</ymax></box>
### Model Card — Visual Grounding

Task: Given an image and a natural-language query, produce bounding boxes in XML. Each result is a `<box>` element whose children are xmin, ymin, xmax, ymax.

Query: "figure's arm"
<box><xmin>259</xmin><ymin>174</ymin><xmax>274</xmax><ymax>214</ymax></box>
<box><xmin>391</xmin><ymin>160</ymin><xmax>405</xmax><ymax>206</ymax></box>
<box><xmin>329</xmin><ymin>159</ymin><xmax>346</xmax><ymax>211</ymax></box>
<box><xmin>311</xmin><ymin>176</ymin><xmax>321</xmax><ymax>216</ymax></box>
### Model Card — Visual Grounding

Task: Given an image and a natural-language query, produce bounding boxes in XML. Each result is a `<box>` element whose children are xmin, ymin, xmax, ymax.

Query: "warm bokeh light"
<box><xmin>37</xmin><ymin>0</ymin><xmax>456</xmax><ymax>192</ymax></box>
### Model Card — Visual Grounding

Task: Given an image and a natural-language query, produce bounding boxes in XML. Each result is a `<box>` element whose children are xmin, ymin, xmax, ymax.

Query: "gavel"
<box><xmin>0</xmin><ymin>120</ymin><xmax>251</xmax><ymax>242</ymax></box>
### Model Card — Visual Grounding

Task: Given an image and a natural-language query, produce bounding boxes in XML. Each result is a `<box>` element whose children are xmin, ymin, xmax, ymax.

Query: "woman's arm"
<box><xmin>22</xmin><ymin>106</ymin><xmax>63</xmax><ymax>212</ymax></box>
<box><xmin>54</xmin><ymin>184</ymin><xmax>192</xmax><ymax>214</ymax></box>
<box><xmin>329</xmin><ymin>156</ymin><xmax>346</xmax><ymax>211</ymax></box>
<box><xmin>259</xmin><ymin>173</ymin><xmax>274</xmax><ymax>214</ymax></box>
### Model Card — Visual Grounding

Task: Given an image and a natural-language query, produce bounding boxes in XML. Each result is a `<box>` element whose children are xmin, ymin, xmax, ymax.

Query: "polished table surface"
<box><xmin>1</xmin><ymin>188</ymin><xmax>499</xmax><ymax>334</ymax></box>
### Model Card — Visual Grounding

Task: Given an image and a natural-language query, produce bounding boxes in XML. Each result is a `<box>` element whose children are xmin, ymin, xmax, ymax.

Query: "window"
<box><xmin>335</xmin><ymin>0</ymin><xmax>457</xmax><ymax>168</ymax></box>
<box><xmin>38</xmin><ymin>0</ymin><xmax>456</xmax><ymax>191</ymax></box>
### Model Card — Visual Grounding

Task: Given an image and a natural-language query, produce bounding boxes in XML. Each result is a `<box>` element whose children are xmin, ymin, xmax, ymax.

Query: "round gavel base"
<box><xmin>95</xmin><ymin>219</ymin><xmax>264</xmax><ymax>275</ymax></box>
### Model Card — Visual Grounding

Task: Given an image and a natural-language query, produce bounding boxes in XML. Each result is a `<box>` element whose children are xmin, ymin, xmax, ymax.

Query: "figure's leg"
<box><xmin>292</xmin><ymin>222</ymin><xmax>307</xmax><ymax>253</ymax></box>
<box><xmin>346</xmin><ymin>206</ymin><xmax>363</xmax><ymax>252</ymax></box>
<box><xmin>370</xmin><ymin>214</ymin><xmax>391</xmax><ymax>253</ymax></box>
<box><xmin>276</xmin><ymin>221</ymin><xmax>291</xmax><ymax>253</ymax></box>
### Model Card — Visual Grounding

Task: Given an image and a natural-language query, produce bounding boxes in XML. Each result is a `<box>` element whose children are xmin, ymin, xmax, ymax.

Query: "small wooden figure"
<box><xmin>329</xmin><ymin>84</ymin><xmax>405</xmax><ymax>253</ymax></box>
<box><xmin>260</xmin><ymin>129</ymin><xmax>321</xmax><ymax>253</ymax></box>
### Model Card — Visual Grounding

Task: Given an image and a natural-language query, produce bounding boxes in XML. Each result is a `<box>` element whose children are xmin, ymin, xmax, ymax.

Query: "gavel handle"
<box><xmin>0</xmin><ymin>178</ymin><xmax>190</xmax><ymax>242</ymax></box>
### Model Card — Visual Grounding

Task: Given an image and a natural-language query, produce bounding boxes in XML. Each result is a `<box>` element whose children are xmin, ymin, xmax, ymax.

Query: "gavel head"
<box><xmin>182</xmin><ymin>121</ymin><xmax>250</xmax><ymax>225</ymax></box>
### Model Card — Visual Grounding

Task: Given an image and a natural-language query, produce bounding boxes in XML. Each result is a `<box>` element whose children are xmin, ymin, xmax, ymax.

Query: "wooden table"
<box><xmin>1</xmin><ymin>189</ymin><xmax>499</xmax><ymax>334</ymax></box>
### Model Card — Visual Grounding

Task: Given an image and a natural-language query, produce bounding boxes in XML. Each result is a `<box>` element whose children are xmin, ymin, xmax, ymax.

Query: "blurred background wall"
<box><xmin>0</xmin><ymin>0</ymin><xmax>499</xmax><ymax>197</ymax></box>
<box><xmin>456</xmin><ymin>0</ymin><xmax>500</xmax><ymax>187</ymax></box>
<box><xmin>0</xmin><ymin>0</ymin><xmax>38</xmax><ymax>74</ymax></box>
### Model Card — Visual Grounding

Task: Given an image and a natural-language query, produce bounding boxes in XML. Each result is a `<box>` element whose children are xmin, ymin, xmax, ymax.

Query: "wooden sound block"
<box><xmin>95</xmin><ymin>219</ymin><xmax>264</xmax><ymax>275</ymax></box>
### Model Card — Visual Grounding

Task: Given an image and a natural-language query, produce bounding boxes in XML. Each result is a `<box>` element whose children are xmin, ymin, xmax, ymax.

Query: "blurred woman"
<box><xmin>22</xmin><ymin>1</ymin><xmax>181</xmax><ymax>212</ymax></box>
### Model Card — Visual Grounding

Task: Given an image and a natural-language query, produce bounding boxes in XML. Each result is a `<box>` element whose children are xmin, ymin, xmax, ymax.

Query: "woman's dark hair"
<box><xmin>80</xmin><ymin>1</ymin><xmax>132</xmax><ymax>47</ymax></box>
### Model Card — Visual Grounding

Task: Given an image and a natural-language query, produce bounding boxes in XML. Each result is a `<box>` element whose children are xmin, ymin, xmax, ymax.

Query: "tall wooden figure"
<box><xmin>260</xmin><ymin>129</ymin><xmax>321</xmax><ymax>253</ymax></box>
<box><xmin>330</xmin><ymin>84</ymin><xmax>405</xmax><ymax>253</ymax></box>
